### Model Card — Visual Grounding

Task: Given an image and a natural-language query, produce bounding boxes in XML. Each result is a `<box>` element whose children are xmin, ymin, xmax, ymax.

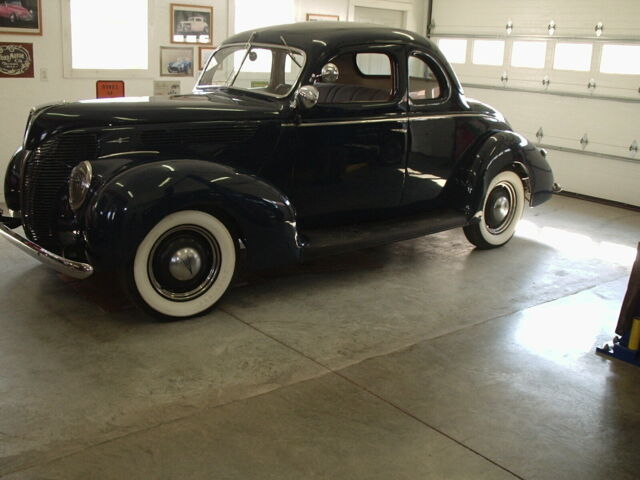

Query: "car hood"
<box><xmin>25</xmin><ymin>91</ymin><xmax>286</xmax><ymax>149</ymax></box>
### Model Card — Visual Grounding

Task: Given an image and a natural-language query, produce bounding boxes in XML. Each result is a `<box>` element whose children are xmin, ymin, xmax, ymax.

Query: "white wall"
<box><xmin>0</xmin><ymin>0</ymin><xmax>425</xmax><ymax>199</ymax></box>
<box><xmin>0</xmin><ymin>0</ymin><xmax>230</xmax><ymax>198</ymax></box>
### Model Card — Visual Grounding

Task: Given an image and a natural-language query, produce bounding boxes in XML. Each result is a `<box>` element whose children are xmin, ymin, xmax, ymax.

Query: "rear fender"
<box><xmin>84</xmin><ymin>159</ymin><xmax>300</xmax><ymax>271</ymax></box>
<box><xmin>462</xmin><ymin>131</ymin><xmax>554</xmax><ymax>217</ymax></box>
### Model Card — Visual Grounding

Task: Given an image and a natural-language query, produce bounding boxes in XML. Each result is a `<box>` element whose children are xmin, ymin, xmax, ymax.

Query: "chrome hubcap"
<box><xmin>169</xmin><ymin>247</ymin><xmax>203</xmax><ymax>281</ymax></box>
<box><xmin>484</xmin><ymin>181</ymin><xmax>517</xmax><ymax>235</ymax></box>
<box><xmin>148</xmin><ymin>225</ymin><xmax>221</xmax><ymax>301</ymax></box>
<box><xmin>492</xmin><ymin>196</ymin><xmax>510</xmax><ymax>224</ymax></box>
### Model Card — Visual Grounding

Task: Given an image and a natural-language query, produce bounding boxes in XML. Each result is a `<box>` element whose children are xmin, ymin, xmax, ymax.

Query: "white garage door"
<box><xmin>430</xmin><ymin>0</ymin><xmax>640</xmax><ymax>206</ymax></box>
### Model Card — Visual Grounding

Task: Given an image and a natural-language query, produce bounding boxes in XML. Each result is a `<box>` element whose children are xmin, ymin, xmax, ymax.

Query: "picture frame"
<box><xmin>0</xmin><ymin>42</ymin><xmax>34</xmax><ymax>78</ymax></box>
<box><xmin>160</xmin><ymin>46</ymin><xmax>194</xmax><ymax>77</ymax></box>
<box><xmin>0</xmin><ymin>0</ymin><xmax>42</xmax><ymax>35</ymax></box>
<box><xmin>198</xmin><ymin>46</ymin><xmax>215</xmax><ymax>71</ymax></box>
<box><xmin>171</xmin><ymin>3</ymin><xmax>213</xmax><ymax>45</ymax></box>
<box><xmin>306</xmin><ymin>13</ymin><xmax>339</xmax><ymax>22</ymax></box>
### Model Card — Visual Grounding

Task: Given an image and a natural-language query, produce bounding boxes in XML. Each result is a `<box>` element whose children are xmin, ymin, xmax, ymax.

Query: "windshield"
<box><xmin>196</xmin><ymin>44</ymin><xmax>305</xmax><ymax>98</ymax></box>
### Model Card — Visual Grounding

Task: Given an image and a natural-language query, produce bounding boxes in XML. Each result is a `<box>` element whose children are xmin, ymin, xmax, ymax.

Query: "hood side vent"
<box><xmin>141</xmin><ymin>125</ymin><xmax>259</xmax><ymax>149</ymax></box>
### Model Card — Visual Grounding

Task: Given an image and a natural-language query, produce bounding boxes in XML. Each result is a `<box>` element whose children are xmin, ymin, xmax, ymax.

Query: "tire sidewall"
<box><xmin>132</xmin><ymin>210</ymin><xmax>236</xmax><ymax>318</ymax></box>
<box><xmin>478</xmin><ymin>171</ymin><xmax>524</xmax><ymax>246</ymax></box>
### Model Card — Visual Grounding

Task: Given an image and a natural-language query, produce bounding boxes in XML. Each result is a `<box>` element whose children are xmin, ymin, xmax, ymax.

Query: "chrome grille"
<box><xmin>22</xmin><ymin>133</ymin><xmax>98</xmax><ymax>251</ymax></box>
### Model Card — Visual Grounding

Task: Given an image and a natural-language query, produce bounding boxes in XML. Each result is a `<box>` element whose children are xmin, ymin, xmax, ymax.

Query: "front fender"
<box><xmin>83</xmin><ymin>159</ymin><xmax>300</xmax><ymax>271</ymax></box>
<box><xmin>4</xmin><ymin>147</ymin><xmax>27</xmax><ymax>212</ymax></box>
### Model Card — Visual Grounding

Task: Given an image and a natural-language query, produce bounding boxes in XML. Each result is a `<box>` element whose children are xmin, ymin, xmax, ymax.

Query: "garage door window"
<box><xmin>438</xmin><ymin>38</ymin><xmax>467</xmax><ymax>64</ymax></box>
<box><xmin>600</xmin><ymin>44</ymin><xmax>640</xmax><ymax>75</ymax></box>
<box><xmin>511</xmin><ymin>41</ymin><xmax>546</xmax><ymax>69</ymax></box>
<box><xmin>553</xmin><ymin>43</ymin><xmax>593</xmax><ymax>71</ymax></box>
<box><xmin>408</xmin><ymin>55</ymin><xmax>445</xmax><ymax>102</ymax></box>
<box><xmin>472</xmin><ymin>40</ymin><xmax>505</xmax><ymax>66</ymax></box>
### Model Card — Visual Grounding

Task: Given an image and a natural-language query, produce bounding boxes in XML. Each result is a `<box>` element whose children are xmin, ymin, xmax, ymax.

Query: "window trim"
<box><xmin>407</xmin><ymin>51</ymin><xmax>451</xmax><ymax>107</ymax></box>
<box><xmin>61</xmin><ymin>0</ymin><xmax>155</xmax><ymax>79</ymax></box>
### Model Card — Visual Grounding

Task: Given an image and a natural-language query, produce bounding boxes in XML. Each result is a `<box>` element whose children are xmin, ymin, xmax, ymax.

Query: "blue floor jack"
<box><xmin>597</xmin><ymin>243</ymin><xmax>640</xmax><ymax>367</ymax></box>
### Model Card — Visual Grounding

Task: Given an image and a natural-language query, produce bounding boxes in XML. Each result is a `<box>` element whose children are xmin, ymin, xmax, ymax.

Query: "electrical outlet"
<box><xmin>40</xmin><ymin>68</ymin><xmax>48</xmax><ymax>81</ymax></box>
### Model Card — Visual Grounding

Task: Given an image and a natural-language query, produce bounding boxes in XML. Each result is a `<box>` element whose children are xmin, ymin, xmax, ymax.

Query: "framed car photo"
<box><xmin>198</xmin><ymin>46</ymin><xmax>215</xmax><ymax>71</ymax></box>
<box><xmin>171</xmin><ymin>3</ymin><xmax>213</xmax><ymax>45</ymax></box>
<box><xmin>160</xmin><ymin>46</ymin><xmax>194</xmax><ymax>77</ymax></box>
<box><xmin>0</xmin><ymin>0</ymin><xmax>42</xmax><ymax>35</ymax></box>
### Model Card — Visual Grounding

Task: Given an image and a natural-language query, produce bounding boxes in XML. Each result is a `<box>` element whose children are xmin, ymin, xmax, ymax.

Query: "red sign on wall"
<box><xmin>0</xmin><ymin>43</ymin><xmax>34</xmax><ymax>79</ymax></box>
<box><xmin>96</xmin><ymin>80</ymin><xmax>125</xmax><ymax>99</ymax></box>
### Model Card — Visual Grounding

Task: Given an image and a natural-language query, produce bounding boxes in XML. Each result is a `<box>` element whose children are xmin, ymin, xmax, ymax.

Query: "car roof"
<box><xmin>223</xmin><ymin>21</ymin><xmax>435</xmax><ymax>52</ymax></box>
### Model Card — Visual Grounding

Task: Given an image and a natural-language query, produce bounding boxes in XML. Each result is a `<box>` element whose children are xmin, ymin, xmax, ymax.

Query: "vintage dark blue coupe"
<box><xmin>0</xmin><ymin>22</ymin><xmax>555</xmax><ymax>319</ymax></box>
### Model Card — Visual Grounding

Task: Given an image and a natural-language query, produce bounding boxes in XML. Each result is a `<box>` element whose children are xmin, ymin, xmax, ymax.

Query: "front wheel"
<box><xmin>463</xmin><ymin>171</ymin><xmax>525</xmax><ymax>249</ymax></box>
<box><xmin>124</xmin><ymin>210</ymin><xmax>236</xmax><ymax>320</ymax></box>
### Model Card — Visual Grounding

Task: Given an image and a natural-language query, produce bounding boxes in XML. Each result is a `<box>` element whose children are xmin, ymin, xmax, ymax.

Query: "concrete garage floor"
<box><xmin>1</xmin><ymin>195</ymin><xmax>639</xmax><ymax>479</ymax></box>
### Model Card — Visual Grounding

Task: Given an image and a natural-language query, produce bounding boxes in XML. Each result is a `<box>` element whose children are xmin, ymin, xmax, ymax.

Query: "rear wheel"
<box><xmin>463</xmin><ymin>171</ymin><xmax>525</xmax><ymax>249</ymax></box>
<box><xmin>124</xmin><ymin>210</ymin><xmax>236</xmax><ymax>320</ymax></box>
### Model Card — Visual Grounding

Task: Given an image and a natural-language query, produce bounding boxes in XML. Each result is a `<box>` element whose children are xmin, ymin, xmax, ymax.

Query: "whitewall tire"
<box><xmin>463</xmin><ymin>171</ymin><xmax>525</xmax><ymax>249</ymax></box>
<box><xmin>128</xmin><ymin>210</ymin><xmax>236</xmax><ymax>319</ymax></box>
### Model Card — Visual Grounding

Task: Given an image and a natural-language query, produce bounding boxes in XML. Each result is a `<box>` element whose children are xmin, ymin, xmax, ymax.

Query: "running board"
<box><xmin>300</xmin><ymin>209</ymin><xmax>469</xmax><ymax>260</ymax></box>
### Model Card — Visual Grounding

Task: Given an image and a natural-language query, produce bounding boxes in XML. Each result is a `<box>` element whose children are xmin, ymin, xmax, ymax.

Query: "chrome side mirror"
<box><xmin>320</xmin><ymin>63</ymin><xmax>339</xmax><ymax>83</ymax></box>
<box><xmin>296</xmin><ymin>85</ymin><xmax>319</xmax><ymax>109</ymax></box>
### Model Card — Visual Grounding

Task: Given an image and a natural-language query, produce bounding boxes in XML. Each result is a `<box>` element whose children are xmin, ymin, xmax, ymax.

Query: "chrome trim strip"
<box><xmin>282</xmin><ymin>112</ymin><xmax>484</xmax><ymax>128</ymax></box>
<box><xmin>538</xmin><ymin>143</ymin><xmax>640</xmax><ymax>165</ymax></box>
<box><xmin>282</xmin><ymin>117</ymin><xmax>405</xmax><ymax>127</ymax></box>
<box><xmin>0</xmin><ymin>207</ymin><xmax>20</xmax><ymax>219</ymax></box>
<box><xmin>409</xmin><ymin>113</ymin><xmax>484</xmax><ymax>121</ymax></box>
<box><xmin>463</xmin><ymin>83</ymin><xmax>640</xmax><ymax>104</ymax></box>
<box><xmin>0</xmin><ymin>222</ymin><xmax>94</xmax><ymax>279</ymax></box>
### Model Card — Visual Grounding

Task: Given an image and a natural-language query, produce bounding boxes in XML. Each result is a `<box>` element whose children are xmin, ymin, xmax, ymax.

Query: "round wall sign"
<box><xmin>0</xmin><ymin>45</ymin><xmax>32</xmax><ymax>76</ymax></box>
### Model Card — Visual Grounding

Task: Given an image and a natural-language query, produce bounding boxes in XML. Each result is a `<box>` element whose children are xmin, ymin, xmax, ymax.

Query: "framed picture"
<box><xmin>171</xmin><ymin>3</ymin><xmax>213</xmax><ymax>45</ymax></box>
<box><xmin>198</xmin><ymin>46</ymin><xmax>215</xmax><ymax>70</ymax></box>
<box><xmin>160</xmin><ymin>46</ymin><xmax>194</xmax><ymax>77</ymax></box>
<box><xmin>0</xmin><ymin>42</ymin><xmax>34</xmax><ymax>78</ymax></box>
<box><xmin>0</xmin><ymin>0</ymin><xmax>42</xmax><ymax>35</ymax></box>
<box><xmin>153</xmin><ymin>80</ymin><xmax>181</xmax><ymax>96</ymax></box>
<box><xmin>306</xmin><ymin>13</ymin><xmax>339</xmax><ymax>22</ymax></box>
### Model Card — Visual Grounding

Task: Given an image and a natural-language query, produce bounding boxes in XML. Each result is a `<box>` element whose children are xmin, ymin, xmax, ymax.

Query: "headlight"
<box><xmin>69</xmin><ymin>161</ymin><xmax>93</xmax><ymax>211</ymax></box>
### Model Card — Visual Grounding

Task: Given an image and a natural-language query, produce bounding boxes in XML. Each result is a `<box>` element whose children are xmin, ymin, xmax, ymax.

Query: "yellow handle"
<box><xmin>629</xmin><ymin>317</ymin><xmax>640</xmax><ymax>351</ymax></box>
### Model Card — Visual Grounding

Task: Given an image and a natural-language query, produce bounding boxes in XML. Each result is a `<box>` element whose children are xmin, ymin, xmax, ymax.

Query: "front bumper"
<box><xmin>0</xmin><ymin>208</ymin><xmax>93</xmax><ymax>280</ymax></box>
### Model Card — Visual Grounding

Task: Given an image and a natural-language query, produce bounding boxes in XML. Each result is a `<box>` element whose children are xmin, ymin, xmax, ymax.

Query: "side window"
<box><xmin>316</xmin><ymin>52</ymin><xmax>393</xmax><ymax>104</ymax></box>
<box><xmin>408</xmin><ymin>55</ymin><xmax>445</xmax><ymax>102</ymax></box>
<box><xmin>355</xmin><ymin>53</ymin><xmax>392</xmax><ymax>76</ymax></box>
